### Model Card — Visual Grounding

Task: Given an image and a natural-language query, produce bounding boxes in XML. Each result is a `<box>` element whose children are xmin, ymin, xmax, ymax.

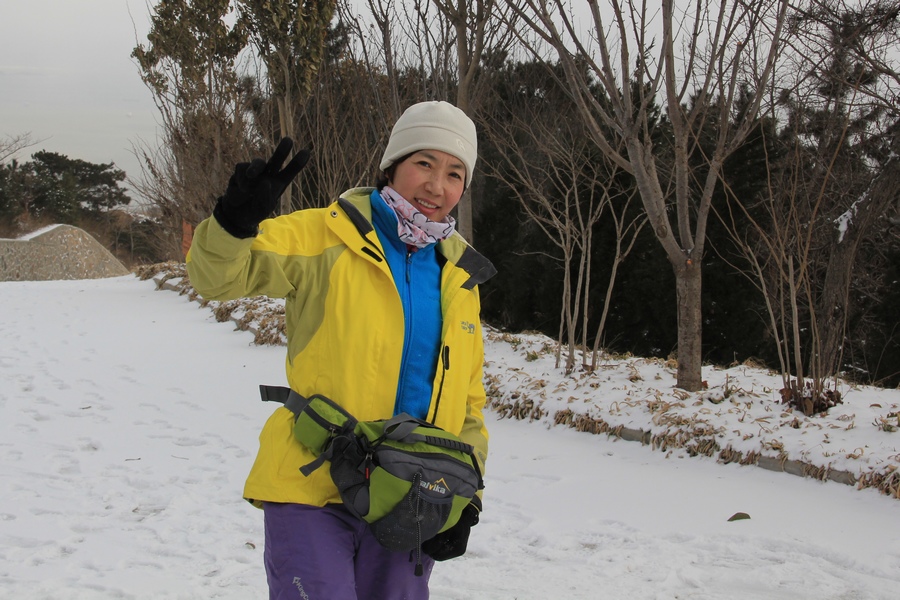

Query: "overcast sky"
<box><xmin>0</xmin><ymin>0</ymin><xmax>158</xmax><ymax>181</ymax></box>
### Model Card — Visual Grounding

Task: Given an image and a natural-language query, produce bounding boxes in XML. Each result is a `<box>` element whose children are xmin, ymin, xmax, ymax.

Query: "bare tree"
<box><xmin>296</xmin><ymin>9</ymin><xmax>396</xmax><ymax>201</ymax></box>
<box><xmin>341</xmin><ymin>0</ymin><xmax>515</xmax><ymax>242</ymax></box>
<box><xmin>430</xmin><ymin>0</ymin><xmax>516</xmax><ymax>242</ymax></box>
<box><xmin>480</xmin><ymin>55</ymin><xmax>646</xmax><ymax>372</ymax></box>
<box><xmin>718</xmin><ymin>0</ymin><xmax>900</xmax><ymax>410</ymax></box>
<box><xmin>588</xmin><ymin>180</ymin><xmax>645</xmax><ymax>372</ymax></box>
<box><xmin>239</xmin><ymin>0</ymin><xmax>336</xmax><ymax>213</ymax></box>
<box><xmin>506</xmin><ymin>0</ymin><xmax>790</xmax><ymax>390</ymax></box>
<box><xmin>795</xmin><ymin>0</ymin><xmax>900</xmax><ymax>381</ymax></box>
<box><xmin>485</xmin><ymin>113</ymin><xmax>612</xmax><ymax>373</ymax></box>
<box><xmin>133</xmin><ymin>0</ymin><xmax>253</xmax><ymax>257</ymax></box>
<box><xmin>0</xmin><ymin>133</ymin><xmax>38</xmax><ymax>164</ymax></box>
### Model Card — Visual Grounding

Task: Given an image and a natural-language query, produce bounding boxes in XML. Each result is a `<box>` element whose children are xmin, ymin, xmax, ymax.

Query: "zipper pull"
<box><xmin>413</xmin><ymin>473</ymin><xmax>424</xmax><ymax>576</ymax></box>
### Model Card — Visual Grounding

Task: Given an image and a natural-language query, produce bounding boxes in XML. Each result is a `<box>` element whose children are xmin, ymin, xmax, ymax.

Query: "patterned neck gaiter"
<box><xmin>379</xmin><ymin>186</ymin><xmax>457</xmax><ymax>248</ymax></box>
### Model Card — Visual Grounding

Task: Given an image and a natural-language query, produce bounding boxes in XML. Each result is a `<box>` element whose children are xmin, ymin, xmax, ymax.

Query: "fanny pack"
<box><xmin>260</xmin><ymin>385</ymin><xmax>483</xmax><ymax>574</ymax></box>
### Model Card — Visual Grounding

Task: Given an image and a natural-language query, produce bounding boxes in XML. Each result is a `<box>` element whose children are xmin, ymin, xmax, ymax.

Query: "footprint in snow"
<box><xmin>173</xmin><ymin>438</ymin><xmax>207</xmax><ymax>447</ymax></box>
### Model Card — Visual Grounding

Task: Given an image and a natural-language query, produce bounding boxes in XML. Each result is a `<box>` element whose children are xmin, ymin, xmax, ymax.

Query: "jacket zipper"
<box><xmin>394</xmin><ymin>249</ymin><xmax>415</xmax><ymax>414</ymax></box>
<box><xmin>430</xmin><ymin>345</ymin><xmax>450</xmax><ymax>424</ymax></box>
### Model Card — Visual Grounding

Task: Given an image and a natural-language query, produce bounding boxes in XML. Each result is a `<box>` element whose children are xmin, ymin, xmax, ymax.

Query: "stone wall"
<box><xmin>0</xmin><ymin>225</ymin><xmax>130</xmax><ymax>282</ymax></box>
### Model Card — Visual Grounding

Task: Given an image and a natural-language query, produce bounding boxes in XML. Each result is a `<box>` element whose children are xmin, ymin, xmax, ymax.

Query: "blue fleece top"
<box><xmin>369</xmin><ymin>189</ymin><xmax>443</xmax><ymax>420</ymax></box>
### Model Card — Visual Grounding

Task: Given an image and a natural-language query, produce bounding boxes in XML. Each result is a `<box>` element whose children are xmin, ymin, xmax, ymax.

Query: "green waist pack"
<box><xmin>260</xmin><ymin>385</ymin><xmax>483</xmax><ymax>560</ymax></box>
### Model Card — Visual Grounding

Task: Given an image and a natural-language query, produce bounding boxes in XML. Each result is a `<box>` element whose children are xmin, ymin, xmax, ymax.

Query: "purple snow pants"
<box><xmin>262</xmin><ymin>502</ymin><xmax>434</xmax><ymax>600</ymax></box>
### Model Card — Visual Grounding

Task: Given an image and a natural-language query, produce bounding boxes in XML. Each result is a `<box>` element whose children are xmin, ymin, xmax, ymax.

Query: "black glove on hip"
<box><xmin>213</xmin><ymin>137</ymin><xmax>311</xmax><ymax>238</ymax></box>
<box><xmin>422</xmin><ymin>502</ymin><xmax>480</xmax><ymax>561</ymax></box>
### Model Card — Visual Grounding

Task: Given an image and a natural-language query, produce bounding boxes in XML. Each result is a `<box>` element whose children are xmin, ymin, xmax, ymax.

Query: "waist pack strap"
<box><xmin>383</xmin><ymin>414</ymin><xmax>475</xmax><ymax>454</ymax></box>
<box><xmin>299</xmin><ymin>453</ymin><xmax>330</xmax><ymax>477</ymax></box>
<box><xmin>382</xmin><ymin>415</ymin><xmax>424</xmax><ymax>441</ymax></box>
<box><xmin>259</xmin><ymin>384</ymin><xmax>311</xmax><ymax>417</ymax></box>
<box><xmin>260</xmin><ymin>385</ymin><xmax>343</xmax><ymax>477</ymax></box>
<box><xmin>420</xmin><ymin>435</ymin><xmax>474</xmax><ymax>453</ymax></box>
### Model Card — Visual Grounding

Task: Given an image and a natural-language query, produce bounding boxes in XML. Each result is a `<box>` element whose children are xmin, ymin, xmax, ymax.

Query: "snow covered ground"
<box><xmin>1</xmin><ymin>274</ymin><xmax>898</xmax><ymax>599</ymax></box>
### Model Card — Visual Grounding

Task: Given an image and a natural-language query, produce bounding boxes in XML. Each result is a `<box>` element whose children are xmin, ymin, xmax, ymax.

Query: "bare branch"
<box><xmin>0</xmin><ymin>133</ymin><xmax>40</xmax><ymax>164</ymax></box>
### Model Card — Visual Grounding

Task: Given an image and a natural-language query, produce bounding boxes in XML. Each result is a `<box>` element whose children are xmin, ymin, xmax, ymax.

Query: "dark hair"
<box><xmin>375</xmin><ymin>152</ymin><xmax>415</xmax><ymax>190</ymax></box>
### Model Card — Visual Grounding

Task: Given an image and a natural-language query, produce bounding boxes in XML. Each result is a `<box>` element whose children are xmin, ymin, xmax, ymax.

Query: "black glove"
<box><xmin>422</xmin><ymin>503</ymin><xmax>480</xmax><ymax>561</ymax></box>
<box><xmin>213</xmin><ymin>138</ymin><xmax>311</xmax><ymax>238</ymax></box>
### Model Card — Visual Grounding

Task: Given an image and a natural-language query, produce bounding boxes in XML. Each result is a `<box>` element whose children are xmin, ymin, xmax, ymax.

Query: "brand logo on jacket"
<box><xmin>460</xmin><ymin>321</ymin><xmax>476</xmax><ymax>334</ymax></box>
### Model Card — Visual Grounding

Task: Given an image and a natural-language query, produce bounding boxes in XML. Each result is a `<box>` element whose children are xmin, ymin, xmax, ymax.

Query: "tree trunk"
<box><xmin>277</xmin><ymin>87</ymin><xmax>295</xmax><ymax>216</ymax></box>
<box><xmin>816</xmin><ymin>237</ymin><xmax>855</xmax><ymax>378</ymax></box>
<box><xmin>674</xmin><ymin>259</ymin><xmax>703</xmax><ymax>390</ymax></box>
<box><xmin>457</xmin><ymin>189</ymin><xmax>474</xmax><ymax>241</ymax></box>
<box><xmin>815</xmin><ymin>154</ymin><xmax>899</xmax><ymax>377</ymax></box>
<box><xmin>455</xmin><ymin>73</ymin><xmax>474</xmax><ymax>242</ymax></box>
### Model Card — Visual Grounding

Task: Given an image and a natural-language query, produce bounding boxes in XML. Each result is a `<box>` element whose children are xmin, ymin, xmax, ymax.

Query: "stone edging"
<box><xmin>487</xmin><ymin>396</ymin><xmax>893</xmax><ymax>495</ymax></box>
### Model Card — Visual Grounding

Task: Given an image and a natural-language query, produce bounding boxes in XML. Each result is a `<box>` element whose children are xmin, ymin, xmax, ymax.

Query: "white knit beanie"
<box><xmin>379</xmin><ymin>101</ymin><xmax>478</xmax><ymax>190</ymax></box>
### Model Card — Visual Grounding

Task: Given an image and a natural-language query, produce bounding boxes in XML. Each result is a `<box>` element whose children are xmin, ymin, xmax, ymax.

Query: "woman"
<box><xmin>187</xmin><ymin>101</ymin><xmax>494</xmax><ymax>599</ymax></box>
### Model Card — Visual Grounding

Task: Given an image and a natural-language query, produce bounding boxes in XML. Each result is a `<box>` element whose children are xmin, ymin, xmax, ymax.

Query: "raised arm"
<box><xmin>187</xmin><ymin>139</ymin><xmax>310</xmax><ymax>300</ymax></box>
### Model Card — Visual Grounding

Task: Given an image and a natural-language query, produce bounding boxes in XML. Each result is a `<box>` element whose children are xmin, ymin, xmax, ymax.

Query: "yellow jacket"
<box><xmin>187</xmin><ymin>188</ymin><xmax>494</xmax><ymax>507</ymax></box>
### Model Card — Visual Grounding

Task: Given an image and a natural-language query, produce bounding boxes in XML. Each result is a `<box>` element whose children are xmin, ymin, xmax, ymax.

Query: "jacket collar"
<box><xmin>336</xmin><ymin>188</ymin><xmax>496</xmax><ymax>289</ymax></box>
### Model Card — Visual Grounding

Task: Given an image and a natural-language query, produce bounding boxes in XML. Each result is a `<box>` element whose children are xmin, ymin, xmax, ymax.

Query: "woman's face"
<box><xmin>388</xmin><ymin>149</ymin><xmax>466</xmax><ymax>222</ymax></box>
